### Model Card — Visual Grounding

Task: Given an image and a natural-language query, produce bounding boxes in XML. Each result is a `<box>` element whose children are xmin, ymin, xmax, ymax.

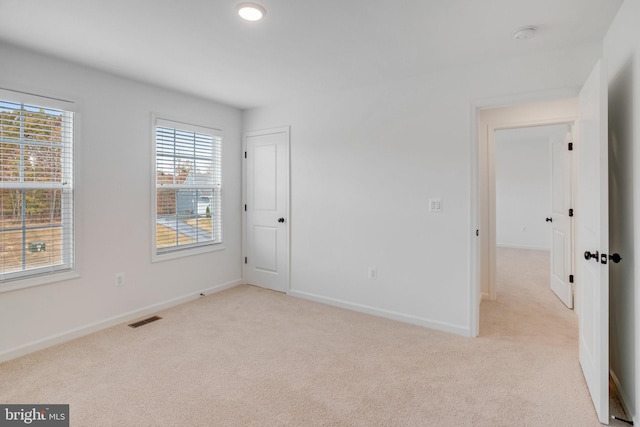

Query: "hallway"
<box><xmin>481</xmin><ymin>247</ymin><xmax>629</xmax><ymax>425</ymax></box>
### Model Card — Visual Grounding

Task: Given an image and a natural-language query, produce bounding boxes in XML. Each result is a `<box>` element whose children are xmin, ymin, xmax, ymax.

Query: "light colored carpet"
<box><xmin>0</xmin><ymin>248</ymin><xmax>628</xmax><ymax>426</ymax></box>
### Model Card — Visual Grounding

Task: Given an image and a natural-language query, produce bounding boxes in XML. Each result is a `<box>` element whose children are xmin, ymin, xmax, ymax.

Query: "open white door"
<box><xmin>549</xmin><ymin>129</ymin><xmax>574</xmax><ymax>308</ymax></box>
<box><xmin>577</xmin><ymin>60</ymin><xmax>609</xmax><ymax>424</ymax></box>
<box><xmin>243</xmin><ymin>127</ymin><xmax>290</xmax><ymax>293</ymax></box>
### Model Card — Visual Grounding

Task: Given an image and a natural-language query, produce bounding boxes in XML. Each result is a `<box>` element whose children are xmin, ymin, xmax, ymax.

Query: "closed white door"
<box><xmin>577</xmin><ymin>60</ymin><xmax>609</xmax><ymax>424</ymax></box>
<box><xmin>243</xmin><ymin>128</ymin><xmax>290</xmax><ymax>292</ymax></box>
<box><xmin>549</xmin><ymin>129</ymin><xmax>574</xmax><ymax>308</ymax></box>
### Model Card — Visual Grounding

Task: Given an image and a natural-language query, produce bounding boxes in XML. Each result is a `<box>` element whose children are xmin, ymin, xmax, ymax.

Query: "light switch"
<box><xmin>429</xmin><ymin>198</ymin><xmax>442</xmax><ymax>212</ymax></box>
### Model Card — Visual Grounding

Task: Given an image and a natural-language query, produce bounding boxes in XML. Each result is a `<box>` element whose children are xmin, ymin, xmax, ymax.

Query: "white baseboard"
<box><xmin>610</xmin><ymin>368</ymin><xmax>637</xmax><ymax>424</ymax></box>
<box><xmin>496</xmin><ymin>243</ymin><xmax>550</xmax><ymax>251</ymax></box>
<box><xmin>0</xmin><ymin>279</ymin><xmax>242</xmax><ymax>363</ymax></box>
<box><xmin>288</xmin><ymin>289</ymin><xmax>469</xmax><ymax>337</ymax></box>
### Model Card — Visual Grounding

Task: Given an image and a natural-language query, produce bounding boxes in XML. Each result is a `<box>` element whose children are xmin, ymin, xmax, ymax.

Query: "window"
<box><xmin>0</xmin><ymin>91</ymin><xmax>75</xmax><ymax>287</ymax></box>
<box><xmin>153</xmin><ymin>118</ymin><xmax>222</xmax><ymax>259</ymax></box>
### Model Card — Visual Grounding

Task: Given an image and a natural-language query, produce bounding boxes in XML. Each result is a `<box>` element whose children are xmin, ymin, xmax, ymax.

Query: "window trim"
<box><xmin>0</xmin><ymin>88</ymin><xmax>78</xmax><ymax>292</ymax></box>
<box><xmin>151</xmin><ymin>114</ymin><xmax>225</xmax><ymax>263</ymax></box>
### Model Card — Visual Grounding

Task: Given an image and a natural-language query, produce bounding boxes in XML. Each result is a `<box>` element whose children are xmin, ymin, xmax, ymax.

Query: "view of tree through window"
<box><xmin>0</xmin><ymin>98</ymin><xmax>73</xmax><ymax>282</ymax></box>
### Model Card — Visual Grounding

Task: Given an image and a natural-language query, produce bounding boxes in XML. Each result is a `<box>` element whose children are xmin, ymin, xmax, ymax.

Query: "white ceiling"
<box><xmin>0</xmin><ymin>0</ymin><xmax>623</xmax><ymax>109</ymax></box>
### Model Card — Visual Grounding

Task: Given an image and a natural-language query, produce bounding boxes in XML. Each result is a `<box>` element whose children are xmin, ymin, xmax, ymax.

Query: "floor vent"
<box><xmin>128</xmin><ymin>316</ymin><xmax>162</xmax><ymax>328</ymax></box>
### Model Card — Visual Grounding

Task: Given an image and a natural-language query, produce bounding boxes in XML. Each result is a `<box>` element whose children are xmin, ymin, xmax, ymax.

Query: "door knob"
<box><xmin>278</xmin><ymin>217</ymin><xmax>285</xmax><ymax>223</ymax></box>
<box><xmin>545</xmin><ymin>217</ymin><xmax>553</xmax><ymax>222</ymax></box>
<box><xmin>609</xmin><ymin>253</ymin><xmax>622</xmax><ymax>263</ymax></box>
<box><xmin>584</xmin><ymin>250</ymin><xmax>599</xmax><ymax>261</ymax></box>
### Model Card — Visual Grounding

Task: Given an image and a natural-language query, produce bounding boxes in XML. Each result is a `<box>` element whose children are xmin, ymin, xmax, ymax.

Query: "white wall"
<box><xmin>495</xmin><ymin>125</ymin><xmax>566</xmax><ymax>250</ymax></box>
<box><xmin>603</xmin><ymin>0</ymin><xmax>640</xmax><ymax>420</ymax></box>
<box><xmin>243</xmin><ymin>43</ymin><xmax>602</xmax><ymax>335</ymax></box>
<box><xmin>0</xmin><ymin>42</ymin><xmax>243</xmax><ymax>360</ymax></box>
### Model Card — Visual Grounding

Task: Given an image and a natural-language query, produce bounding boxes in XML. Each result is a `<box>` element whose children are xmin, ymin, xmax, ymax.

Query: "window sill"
<box><xmin>152</xmin><ymin>243</ymin><xmax>226</xmax><ymax>263</ymax></box>
<box><xmin>0</xmin><ymin>270</ymin><xmax>81</xmax><ymax>294</ymax></box>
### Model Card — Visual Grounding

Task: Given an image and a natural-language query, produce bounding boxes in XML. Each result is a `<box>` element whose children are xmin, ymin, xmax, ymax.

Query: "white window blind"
<box><xmin>0</xmin><ymin>94</ymin><xmax>74</xmax><ymax>285</ymax></box>
<box><xmin>154</xmin><ymin>118</ymin><xmax>222</xmax><ymax>256</ymax></box>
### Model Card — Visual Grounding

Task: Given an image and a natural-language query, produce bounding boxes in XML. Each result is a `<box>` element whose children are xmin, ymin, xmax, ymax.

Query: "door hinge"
<box><xmin>244</xmin><ymin>151</ymin><xmax>247</xmax><ymax>159</ymax></box>
<box><xmin>244</xmin><ymin>257</ymin><xmax>247</xmax><ymax>264</ymax></box>
<box><xmin>568</xmin><ymin>142</ymin><xmax>573</xmax><ymax>151</ymax></box>
<box><xmin>569</xmin><ymin>274</ymin><xmax>574</xmax><ymax>283</ymax></box>
<box><xmin>475</xmin><ymin>229</ymin><xmax>479</xmax><ymax>237</ymax></box>
<box><xmin>568</xmin><ymin>208</ymin><xmax>574</xmax><ymax>217</ymax></box>
<box><xmin>244</xmin><ymin>204</ymin><xmax>247</xmax><ymax>211</ymax></box>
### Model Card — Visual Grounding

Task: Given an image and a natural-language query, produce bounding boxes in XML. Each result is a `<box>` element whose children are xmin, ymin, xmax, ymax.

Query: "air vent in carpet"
<box><xmin>128</xmin><ymin>316</ymin><xmax>162</xmax><ymax>328</ymax></box>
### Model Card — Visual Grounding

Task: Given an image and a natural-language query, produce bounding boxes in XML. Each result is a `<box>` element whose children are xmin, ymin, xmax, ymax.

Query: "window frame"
<box><xmin>151</xmin><ymin>115</ymin><xmax>224</xmax><ymax>262</ymax></box>
<box><xmin>0</xmin><ymin>88</ymin><xmax>79</xmax><ymax>292</ymax></box>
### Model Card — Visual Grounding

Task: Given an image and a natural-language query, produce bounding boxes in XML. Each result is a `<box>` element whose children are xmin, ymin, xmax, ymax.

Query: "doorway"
<box><xmin>242</xmin><ymin>127</ymin><xmax>291</xmax><ymax>293</ymax></box>
<box><xmin>477</xmin><ymin>98</ymin><xmax>579</xmax><ymax>304</ymax></box>
<box><xmin>494</xmin><ymin>124</ymin><xmax>573</xmax><ymax>307</ymax></box>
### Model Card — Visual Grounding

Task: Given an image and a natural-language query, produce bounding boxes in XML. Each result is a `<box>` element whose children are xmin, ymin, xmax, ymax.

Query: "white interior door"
<box><xmin>243</xmin><ymin>127</ymin><xmax>290</xmax><ymax>293</ymax></box>
<box><xmin>549</xmin><ymin>129</ymin><xmax>574</xmax><ymax>308</ymax></box>
<box><xmin>577</xmin><ymin>60</ymin><xmax>609</xmax><ymax>424</ymax></box>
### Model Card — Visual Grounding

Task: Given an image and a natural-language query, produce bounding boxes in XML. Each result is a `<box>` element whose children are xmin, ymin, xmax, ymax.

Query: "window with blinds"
<box><xmin>154</xmin><ymin>118</ymin><xmax>222</xmax><ymax>257</ymax></box>
<box><xmin>0</xmin><ymin>93</ymin><xmax>74</xmax><ymax>285</ymax></box>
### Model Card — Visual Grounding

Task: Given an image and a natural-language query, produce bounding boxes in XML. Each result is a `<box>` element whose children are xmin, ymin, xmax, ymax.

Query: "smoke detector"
<box><xmin>511</xmin><ymin>26</ymin><xmax>537</xmax><ymax>40</ymax></box>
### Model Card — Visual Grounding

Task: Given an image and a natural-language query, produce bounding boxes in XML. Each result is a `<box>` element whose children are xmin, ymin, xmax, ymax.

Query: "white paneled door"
<box><xmin>243</xmin><ymin>128</ymin><xmax>290</xmax><ymax>293</ymax></box>
<box><xmin>549</xmin><ymin>129</ymin><xmax>574</xmax><ymax>309</ymax></box>
<box><xmin>577</xmin><ymin>60</ymin><xmax>609</xmax><ymax>425</ymax></box>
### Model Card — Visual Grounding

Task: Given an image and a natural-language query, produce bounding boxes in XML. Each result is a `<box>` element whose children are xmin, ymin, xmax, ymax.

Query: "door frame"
<box><xmin>242</xmin><ymin>126</ymin><xmax>291</xmax><ymax>293</ymax></box>
<box><xmin>485</xmin><ymin>117</ymin><xmax>577</xmax><ymax>301</ymax></box>
<box><xmin>469</xmin><ymin>95</ymin><xmax>580</xmax><ymax>336</ymax></box>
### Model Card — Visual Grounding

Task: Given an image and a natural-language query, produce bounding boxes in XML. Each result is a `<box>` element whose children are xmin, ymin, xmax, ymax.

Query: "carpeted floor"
<box><xmin>0</xmin><ymin>248</ymin><xmax>629</xmax><ymax>426</ymax></box>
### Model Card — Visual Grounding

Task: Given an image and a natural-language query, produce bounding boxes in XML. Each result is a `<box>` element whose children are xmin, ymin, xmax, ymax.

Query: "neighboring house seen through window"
<box><xmin>154</xmin><ymin>118</ymin><xmax>222</xmax><ymax>259</ymax></box>
<box><xmin>0</xmin><ymin>90</ymin><xmax>75</xmax><ymax>288</ymax></box>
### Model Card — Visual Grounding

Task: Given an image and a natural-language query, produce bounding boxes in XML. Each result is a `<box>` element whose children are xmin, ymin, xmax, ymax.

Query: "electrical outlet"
<box><xmin>368</xmin><ymin>267</ymin><xmax>377</xmax><ymax>280</ymax></box>
<box><xmin>115</xmin><ymin>272</ymin><xmax>125</xmax><ymax>287</ymax></box>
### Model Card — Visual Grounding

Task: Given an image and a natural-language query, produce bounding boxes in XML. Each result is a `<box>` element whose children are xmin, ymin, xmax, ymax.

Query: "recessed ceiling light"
<box><xmin>511</xmin><ymin>26</ymin><xmax>537</xmax><ymax>40</ymax></box>
<box><xmin>237</xmin><ymin>3</ymin><xmax>266</xmax><ymax>21</ymax></box>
